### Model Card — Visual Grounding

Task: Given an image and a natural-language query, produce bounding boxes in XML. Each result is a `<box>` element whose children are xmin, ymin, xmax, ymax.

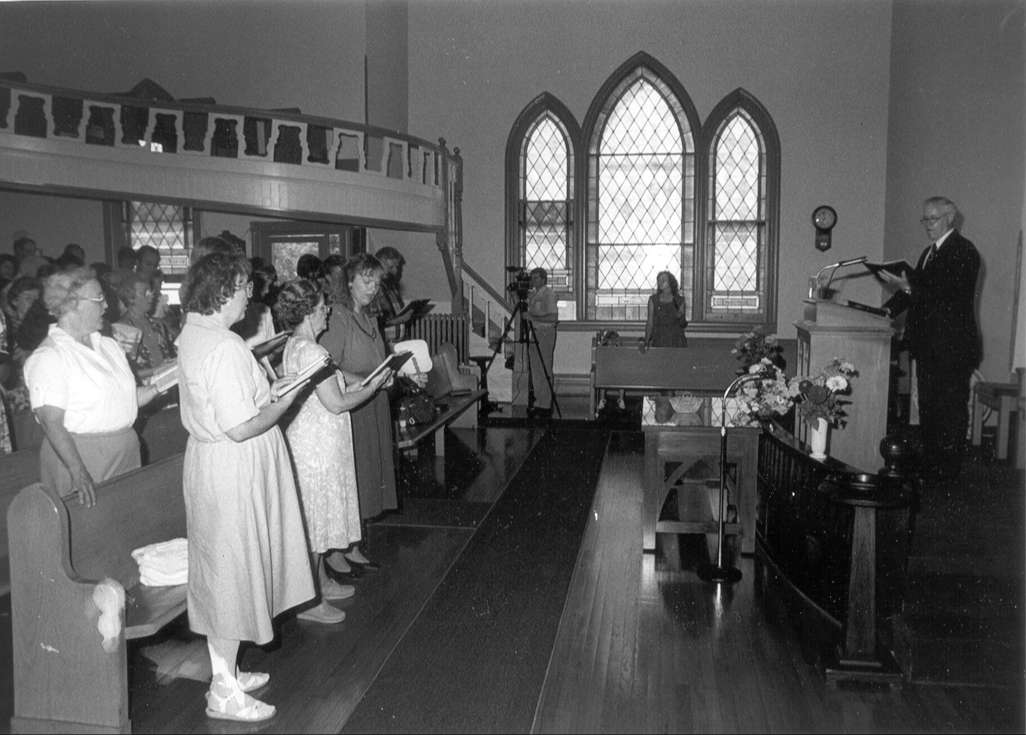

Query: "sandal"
<box><xmin>236</xmin><ymin>671</ymin><xmax>270</xmax><ymax>693</ymax></box>
<box><xmin>205</xmin><ymin>675</ymin><xmax>276</xmax><ymax>722</ymax></box>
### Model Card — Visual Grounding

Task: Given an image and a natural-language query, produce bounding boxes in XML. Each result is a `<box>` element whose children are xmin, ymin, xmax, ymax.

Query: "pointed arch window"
<box><xmin>701</xmin><ymin>92</ymin><xmax>779</xmax><ymax>324</ymax></box>
<box><xmin>506</xmin><ymin>57</ymin><xmax>779</xmax><ymax>330</ymax></box>
<box><xmin>585</xmin><ymin>67</ymin><xmax>695</xmax><ymax>321</ymax></box>
<box><xmin>506</xmin><ymin>95</ymin><xmax>579</xmax><ymax>320</ymax></box>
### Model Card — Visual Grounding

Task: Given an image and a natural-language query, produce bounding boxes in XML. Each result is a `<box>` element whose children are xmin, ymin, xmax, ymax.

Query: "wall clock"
<box><xmin>812</xmin><ymin>205</ymin><xmax>837</xmax><ymax>252</ymax></box>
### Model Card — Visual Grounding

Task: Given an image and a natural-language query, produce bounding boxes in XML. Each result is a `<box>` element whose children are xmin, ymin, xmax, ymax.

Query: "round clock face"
<box><xmin>812</xmin><ymin>205</ymin><xmax>837</xmax><ymax>230</ymax></box>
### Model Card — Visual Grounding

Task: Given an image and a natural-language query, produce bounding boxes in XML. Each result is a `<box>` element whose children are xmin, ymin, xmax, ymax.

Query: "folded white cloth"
<box><xmin>132</xmin><ymin>537</ymin><xmax>188</xmax><ymax>586</ymax></box>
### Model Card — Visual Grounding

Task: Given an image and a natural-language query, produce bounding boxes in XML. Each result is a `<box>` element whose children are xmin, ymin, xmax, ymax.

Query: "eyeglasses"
<box><xmin>77</xmin><ymin>294</ymin><xmax>106</xmax><ymax>303</ymax></box>
<box><xmin>920</xmin><ymin>215</ymin><xmax>945</xmax><ymax>224</ymax></box>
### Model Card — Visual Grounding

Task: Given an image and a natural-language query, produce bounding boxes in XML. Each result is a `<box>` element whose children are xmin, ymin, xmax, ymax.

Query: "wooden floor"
<box><xmin>0</xmin><ymin>402</ymin><xmax>1021</xmax><ymax>733</ymax></box>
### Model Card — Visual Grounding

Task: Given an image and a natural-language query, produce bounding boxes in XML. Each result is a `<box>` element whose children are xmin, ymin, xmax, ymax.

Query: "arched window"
<box><xmin>506</xmin><ymin>58</ymin><xmax>779</xmax><ymax>330</ymax></box>
<box><xmin>505</xmin><ymin>94</ymin><xmax>579</xmax><ymax>320</ymax></box>
<box><xmin>582</xmin><ymin>57</ymin><xmax>699</xmax><ymax>321</ymax></box>
<box><xmin>701</xmin><ymin>90</ymin><xmax>780</xmax><ymax>325</ymax></box>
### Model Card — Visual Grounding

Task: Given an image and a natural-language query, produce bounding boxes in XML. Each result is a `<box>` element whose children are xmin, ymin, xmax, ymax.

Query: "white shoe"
<box><xmin>321</xmin><ymin>579</ymin><xmax>356</xmax><ymax>600</ymax></box>
<box><xmin>236</xmin><ymin>671</ymin><xmax>269</xmax><ymax>693</ymax></box>
<box><xmin>296</xmin><ymin>601</ymin><xmax>346</xmax><ymax>624</ymax></box>
<box><xmin>205</xmin><ymin>675</ymin><xmax>276</xmax><ymax>722</ymax></box>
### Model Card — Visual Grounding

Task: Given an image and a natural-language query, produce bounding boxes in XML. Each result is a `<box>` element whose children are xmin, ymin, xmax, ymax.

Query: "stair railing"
<box><xmin>461</xmin><ymin>263</ymin><xmax>513</xmax><ymax>352</ymax></box>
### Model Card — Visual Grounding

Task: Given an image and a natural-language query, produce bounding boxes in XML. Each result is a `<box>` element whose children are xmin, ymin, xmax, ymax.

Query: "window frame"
<box><xmin>504</xmin><ymin>92</ymin><xmax>581</xmax><ymax>315</ymax></box>
<box><xmin>505</xmin><ymin>54</ymin><xmax>780</xmax><ymax>333</ymax></box>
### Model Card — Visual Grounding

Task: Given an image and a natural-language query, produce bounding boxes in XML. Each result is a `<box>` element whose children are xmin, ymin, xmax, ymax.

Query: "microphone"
<box><xmin>826</xmin><ymin>256</ymin><xmax>869</xmax><ymax>269</ymax></box>
<box><xmin>811</xmin><ymin>256</ymin><xmax>869</xmax><ymax>297</ymax></box>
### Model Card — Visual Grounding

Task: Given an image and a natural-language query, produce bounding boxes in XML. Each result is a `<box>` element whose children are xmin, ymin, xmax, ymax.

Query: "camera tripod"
<box><xmin>485</xmin><ymin>298</ymin><xmax>561</xmax><ymax>419</ymax></box>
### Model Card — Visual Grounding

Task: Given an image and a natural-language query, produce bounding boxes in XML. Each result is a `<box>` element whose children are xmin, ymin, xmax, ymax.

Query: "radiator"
<box><xmin>407</xmin><ymin>313</ymin><xmax>468</xmax><ymax>363</ymax></box>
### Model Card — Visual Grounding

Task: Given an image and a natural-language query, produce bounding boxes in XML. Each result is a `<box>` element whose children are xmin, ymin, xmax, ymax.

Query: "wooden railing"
<box><xmin>461</xmin><ymin>263</ymin><xmax>513</xmax><ymax>348</ymax></box>
<box><xmin>755</xmin><ymin>423</ymin><xmax>914</xmax><ymax>684</ymax></box>
<box><xmin>0</xmin><ymin>78</ymin><xmax>452</xmax><ymax>186</ymax></box>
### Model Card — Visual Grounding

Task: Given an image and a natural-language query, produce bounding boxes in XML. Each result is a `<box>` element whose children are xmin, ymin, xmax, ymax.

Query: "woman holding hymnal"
<box><xmin>274</xmin><ymin>279</ymin><xmax>391</xmax><ymax>624</ymax></box>
<box><xmin>318</xmin><ymin>252</ymin><xmax>399</xmax><ymax>574</ymax></box>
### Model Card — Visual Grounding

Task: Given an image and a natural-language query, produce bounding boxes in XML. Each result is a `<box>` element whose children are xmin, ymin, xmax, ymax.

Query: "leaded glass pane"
<box><xmin>713</xmin><ymin>223</ymin><xmax>757</xmax><ymax>291</ymax></box>
<box><xmin>519</xmin><ymin>111</ymin><xmax>573</xmax><ymax>307</ymax></box>
<box><xmin>129</xmin><ymin>201</ymin><xmax>191</xmax><ymax>273</ymax></box>
<box><xmin>589</xmin><ymin>77</ymin><xmax>688</xmax><ymax>320</ymax></box>
<box><xmin>525</xmin><ymin>116</ymin><xmax>568</xmax><ymax>200</ymax></box>
<box><xmin>715</xmin><ymin>115</ymin><xmax>759</xmax><ymax>220</ymax></box>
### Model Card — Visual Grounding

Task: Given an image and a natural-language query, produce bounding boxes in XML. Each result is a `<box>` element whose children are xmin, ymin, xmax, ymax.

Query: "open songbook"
<box><xmin>273</xmin><ymin>353</ymin><xmax>331</xmax><ymax>400</ymax></box>
<box><xmin>146</xmin><ymin>360</ymin><xmax>179</xmax><ymax>393</ymax></box>
<box><xmin>385</xmin><ymin>299</ymin><xmax>433</xmax><ymax>326</ymax></box>
<box><xmin>360</xmin><ymin>350</ymin><xmax>414</xmax><ymax>387</ymax></box>
<box><xmin>864</xmin><ymin>259</ymin><xmax>913</xmax><ymax>278</ymax></box>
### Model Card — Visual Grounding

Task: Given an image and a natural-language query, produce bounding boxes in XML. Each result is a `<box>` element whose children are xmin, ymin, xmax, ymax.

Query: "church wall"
<box><xmin>884</xmin><ymin>0</ymin><xmax>1025</xmax><ymax>383</ymax></box>
<box><xmin>406</xmin><ymin>0</ymin><xmax>895</xmax><ymax>376</ymax></box>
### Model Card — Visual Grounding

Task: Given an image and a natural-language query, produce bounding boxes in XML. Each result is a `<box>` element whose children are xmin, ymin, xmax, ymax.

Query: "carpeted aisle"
<box><xmin>342</xmin><ymin>426</ymin><xmax>610</xmax><ymax>734</ymax></box>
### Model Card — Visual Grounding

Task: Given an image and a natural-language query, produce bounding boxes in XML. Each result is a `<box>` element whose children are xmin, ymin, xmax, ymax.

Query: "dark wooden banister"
<box><xmin>756</xmin><ymin>422</ymin><xmax>913</xmax><ymax>686</ymax></box>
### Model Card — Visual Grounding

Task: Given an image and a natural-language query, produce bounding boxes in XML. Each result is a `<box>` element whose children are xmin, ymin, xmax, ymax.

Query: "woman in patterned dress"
<box><xmin>275</xmin><ymin>279</ymin><xmax>391</xmax><ymax>621</ymax></box>
<box><xmin>176</xmin><ymin>253</ymin><xmax>316</xmax><ymax>723</ymax></box>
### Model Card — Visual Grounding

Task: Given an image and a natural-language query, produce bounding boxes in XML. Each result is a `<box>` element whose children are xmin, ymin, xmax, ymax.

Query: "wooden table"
<box><xmin>396</xmin><ymin>389</ymin><xmax>486</xmax><ymax>458</ymax></box>
<box><xmin>641</xmin><ymin>396</ymin><xmax>759</xmax><ymax>555</ymax></box>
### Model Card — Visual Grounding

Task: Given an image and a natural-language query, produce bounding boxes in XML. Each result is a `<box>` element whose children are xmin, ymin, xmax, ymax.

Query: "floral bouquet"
<box><xmin>731</xmin><ymin>327</ymin><xmax>785</xmax><ymax>374</ymax></box>
<box><xmin>733</xmin><ymin>357</ymin><xmax>857</xmax><ymax>429</ymax></box>
<box><xmin>792</xmin><ymin>357</ymin><xmax>858</xmax><ymax>428</ymax></box>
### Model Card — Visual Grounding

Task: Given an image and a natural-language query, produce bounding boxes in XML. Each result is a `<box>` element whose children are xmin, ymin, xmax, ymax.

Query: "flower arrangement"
<box><xmin>731</xmin><ymin>327</ymin><xmax>785</xmax><ymax>374</ymax></box>
<box><xmin>792</xmin><ymin>357</ymin><xmax>858</xmax><ymax>427</ymax></box>
<box><xmin>734</xmin><ymin>357</ymin><xmax>858</xmax><ymax>429</ymax></box>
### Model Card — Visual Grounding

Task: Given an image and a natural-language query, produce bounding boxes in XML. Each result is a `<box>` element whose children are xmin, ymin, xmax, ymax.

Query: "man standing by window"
<box><xmin>526</xmin><ymin>267</ymin><xmax>558</xmax><ymax>418</ymax></box>
<box><xmin>880</xmin><ymin>196</ymin><xmax>980</xmax><ymax>483</ymax></box>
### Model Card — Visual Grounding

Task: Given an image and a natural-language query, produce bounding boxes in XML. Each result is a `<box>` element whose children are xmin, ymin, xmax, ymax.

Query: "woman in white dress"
<box><xmin>177</xmin><ymin>253</ymin><xmax>317</xmax><ymax>723</ymax></box>
<box><xmin>275</xmin><ymin>279</ymin><xmax>391</xmax><ymax>621</ymax></box>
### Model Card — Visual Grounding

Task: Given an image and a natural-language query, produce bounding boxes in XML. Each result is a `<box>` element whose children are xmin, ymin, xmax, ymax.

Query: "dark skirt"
<box><xmin>39</xmin><ymin>426</ymin><xmax>141</xmax><ymax>498</ymax></box>
<box><xmin>350</xmin><ymin>391</ymin><xmax>398</xmax><ymax>519</ymax></box>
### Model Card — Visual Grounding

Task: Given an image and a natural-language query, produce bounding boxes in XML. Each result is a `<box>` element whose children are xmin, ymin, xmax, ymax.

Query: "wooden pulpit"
<box><xmin>795</xmin><ymin>299</ymin><xmax>893</xmax><ymax>472</ymax></box>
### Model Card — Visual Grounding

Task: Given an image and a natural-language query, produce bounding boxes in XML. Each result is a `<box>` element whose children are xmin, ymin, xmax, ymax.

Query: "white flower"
<box><xmin>826</xmin><ymin>375</ymin><xmax>847</xmax><ymax>392</ymax></box>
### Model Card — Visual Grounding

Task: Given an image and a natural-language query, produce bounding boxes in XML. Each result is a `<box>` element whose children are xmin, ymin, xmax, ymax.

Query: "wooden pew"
<box><xmin>0</xmin><ymin>449</ymin><xmax>41</xmax><ymax>596</ymax></box>
<box><xmin>396</xmin><ymin>389</ymin><xmax>486</xmax><ymax>458</ymax></box>
<box><xmin>7</xmin><ymin>453</ymin><xmax>187</xmax><ymax>734</ymax></box>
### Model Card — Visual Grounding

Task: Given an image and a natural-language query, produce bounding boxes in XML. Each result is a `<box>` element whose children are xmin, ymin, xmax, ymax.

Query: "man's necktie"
<box><xmin>925</xmin><ymin>243</ymin><xmax>938</xmax><ymax>266</ymax></box>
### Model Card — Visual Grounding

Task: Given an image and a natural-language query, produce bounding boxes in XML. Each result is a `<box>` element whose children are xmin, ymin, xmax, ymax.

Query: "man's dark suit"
<box><xmin>884</xmin><ymin>230</ymin><xmax>981</xmax><ymax>477</ymax></box>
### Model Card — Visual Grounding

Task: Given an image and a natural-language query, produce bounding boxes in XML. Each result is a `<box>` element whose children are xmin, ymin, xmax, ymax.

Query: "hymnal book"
<box><xmin>360</xmin><ymin>351</ymin><xmax>414</xmax><ymax>387</ymax></box>
<box><xmin>864</xmin><ymin>259</ymin><xmax>912</xmax><ymax>278</ymax></box>
<box><xmin>251</xmin><ymin>331</ymin><xmax>291</xmax><ymax>359</ymax></box>
<box><xmin>385</xmin><ymin>299</ymin><xmax>434</xmax><ymax>326</ymax></box>
<box><xmin>147</xmin><ymin>360</ymin><xmax>179</xmax><ymax>393</ymax></box>
<box><xmin>273</xmin><ymin>354</ymin><xmax>330</xmax><ymax>400</ymax></box>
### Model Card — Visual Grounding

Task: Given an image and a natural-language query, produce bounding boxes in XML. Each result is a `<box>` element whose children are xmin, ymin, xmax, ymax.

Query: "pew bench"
<box><xmin>0</xmin><ymin>449</ymin><xmax>42</xmax><ymax>596</ymax></box>
<box><xmin>8</xmin><ymin>453</ymin><xmax>187</xmax><ymax>734</ymax></box>
<box><xmin>396</xmin><ymin>388</ymin><xmax>486</xmax><ymax>458</ymax></box>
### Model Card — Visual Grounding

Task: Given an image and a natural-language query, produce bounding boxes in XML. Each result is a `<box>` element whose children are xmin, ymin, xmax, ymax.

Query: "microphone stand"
<box><xmin>697</xmin><ymin>372</ymin><xmax>766</xmax><ymax>584</ymax></box>
<box><xmin>810</xmin><ymin>257</ymin><xmax>869</xmax><ymax>299</ymax></box>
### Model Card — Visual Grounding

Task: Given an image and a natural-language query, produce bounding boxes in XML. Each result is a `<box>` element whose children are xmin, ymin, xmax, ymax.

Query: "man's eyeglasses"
<box><xmin>920</xmin><ymin>215</ymin><xmax>945</xmax><ymax>224</ymax></box>
<box><xmin>77</xmin><ymin>294</ymin><xmax>106</xmax><ymax>303</ymax></box>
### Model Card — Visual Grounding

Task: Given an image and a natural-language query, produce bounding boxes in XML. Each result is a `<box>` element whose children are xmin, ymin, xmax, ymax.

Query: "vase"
<box><xmin>809</xmin><ymin>417</ymin><xmax>829</xmax><ymax>460</ymax></box>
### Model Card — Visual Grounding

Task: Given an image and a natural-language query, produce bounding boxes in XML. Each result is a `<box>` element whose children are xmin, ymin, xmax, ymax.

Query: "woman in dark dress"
<box><xmin>318</xmin><ymin>252</ymin><xmax>395</xmax><ymax>572</ymax></box>
<box><xmin>644</xmin><ymin>270</ymin><xmax>688</xmax><ymax>348</ymax></box>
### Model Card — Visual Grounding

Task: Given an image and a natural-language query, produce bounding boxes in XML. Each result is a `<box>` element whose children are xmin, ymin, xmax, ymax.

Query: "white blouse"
<box><xmin>24</xmin><ymin>324</ymin><xmax>138</xmax><ymax>433</ymax></box>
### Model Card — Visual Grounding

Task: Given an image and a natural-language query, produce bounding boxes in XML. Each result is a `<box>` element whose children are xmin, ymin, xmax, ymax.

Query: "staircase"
<box><xmin>887</xmin><ymin>446</ymin><xmax>1025</xmax><ymax>687</ymax></box>
<box><xmin>462</xmin><ymin>265</ymin><xmax>514</xmax><ymax>403</ymax></box>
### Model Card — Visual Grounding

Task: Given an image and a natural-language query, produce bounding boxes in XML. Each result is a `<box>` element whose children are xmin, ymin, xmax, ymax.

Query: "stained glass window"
<box><xmin>127</xmin><ymin>201</ymin><xmax>192</xmax><ymax>274</ymax></box>
<box><xmin>705</xmin><ymin>108</ymin><xmax>768</xmax><ymax>320</ymax></box>
<box><xmin>586</xmin><ymin>72</ymin><xmax>694</xmax><ymax>321</ymax></box>
<box><xmin>517</xmin><ymin>107</ymin><xmax>575</xmax><ymax>320</ymax></box>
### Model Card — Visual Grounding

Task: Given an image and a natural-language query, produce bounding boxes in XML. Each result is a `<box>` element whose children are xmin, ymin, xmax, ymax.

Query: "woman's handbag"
<box><xmin>396</xmin><ymin>375</ymin><xmax>436</xmax><ymax>426</ymax></box>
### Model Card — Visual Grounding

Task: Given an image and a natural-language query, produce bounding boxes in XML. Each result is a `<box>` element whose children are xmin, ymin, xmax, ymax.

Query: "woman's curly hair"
<box><xmin>41</xmin><ymin>267</ymin><xmax>94</xmax><ymax>319</ymax></box>
<box><xmin>273</xmin><ymin>278</ymin><xmax>322</xmax><ymax>332</ymax></box>
<box><xmin>182</xmin><ymin>253</ymin><xmax>251</xmax><ymax>315</ymax></box>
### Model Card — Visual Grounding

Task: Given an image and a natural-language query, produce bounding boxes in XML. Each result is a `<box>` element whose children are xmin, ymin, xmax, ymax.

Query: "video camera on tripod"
<box><xmin>506</xmin><ymin>266</ymin><xmax>532</xmax><ymax>303</ymax></box>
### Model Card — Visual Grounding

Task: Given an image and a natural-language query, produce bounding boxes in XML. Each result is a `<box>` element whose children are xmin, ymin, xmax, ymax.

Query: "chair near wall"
<box><xmin>971</xmin><ymin>368</ymin><xmax>1024</xmax><ymax>465</ymax></box>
